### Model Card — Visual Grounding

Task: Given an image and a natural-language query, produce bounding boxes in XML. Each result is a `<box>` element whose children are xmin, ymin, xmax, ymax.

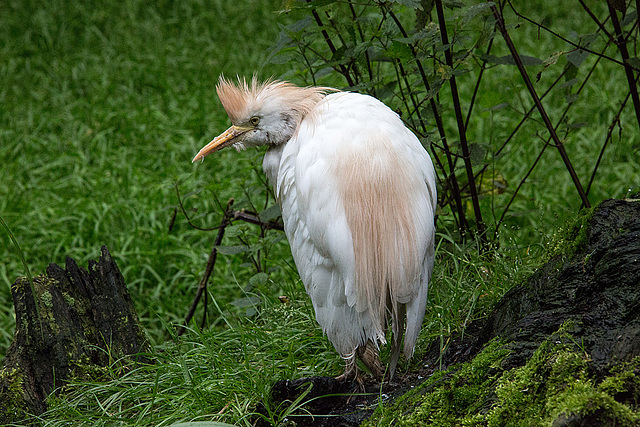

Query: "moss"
<box><xmin>546</xmin><ymin>206</ymin><xmax>595</xmax><ymax>260</ymax></box>
<box><xmin>0</xmin><ymin>367</ymin><xmax>29</xmax><ymax>424</ymax></box>
<box><xmin>365</xmin><ymin>325</ymin><xmax>640</xmax><ymax>426</ymax></box>
<box><xmin>364</xmin><ymin>340</ymin><xmax>510</xmax><ymax>426</ymax></box>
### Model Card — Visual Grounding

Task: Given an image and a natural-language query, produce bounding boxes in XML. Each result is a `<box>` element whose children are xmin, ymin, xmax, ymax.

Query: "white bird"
<box><xmin>193</xmin><ymin>77</ymin><xmax>437</xmax><ymax>382</ymax></box>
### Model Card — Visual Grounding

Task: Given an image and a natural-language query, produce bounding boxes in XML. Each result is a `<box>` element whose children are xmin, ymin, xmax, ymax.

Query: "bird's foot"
<box><xmin>334</xmin><ymin>361</ymin><xmax>357</xmax><ymax>383</ymax></box>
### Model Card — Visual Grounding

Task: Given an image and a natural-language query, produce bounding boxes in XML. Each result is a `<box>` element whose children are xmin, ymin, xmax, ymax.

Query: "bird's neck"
<box><xmin>262</xmin><ymin>143</ymin><xmax>286</xmax><ymax>188</ymax></box>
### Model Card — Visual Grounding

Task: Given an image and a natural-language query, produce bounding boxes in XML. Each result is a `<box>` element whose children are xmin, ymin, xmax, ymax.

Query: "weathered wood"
<box><xmin>0</xmin><ymin>246</ymin><xmax>150</xmax><ymax>423</ymax></box>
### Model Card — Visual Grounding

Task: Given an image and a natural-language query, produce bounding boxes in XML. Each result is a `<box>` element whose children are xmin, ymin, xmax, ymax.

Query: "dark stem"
<box><xmin>178</xmin><ymin>199</ymin><xmax>234</xmax><ymax>336</ymax></box>
<box><xmin>606</xmin><ymin>1</ymin><xmax>640</xmax><ymax>131</ymax></box>
<box><xmin>387</xmin><ymin>7</ymin><xmax>469</xmax><ymax>236</ymax></box>
<box><xmin>586</xmin><ymin>79</ymin><xmax>636</xmax><ymax>196</ymax></box>
<box><xmin>436</xmin><ymin>0</ymin><xmax>486</xmax><ymax>241</ymax></box>
<box><xmin>308</xmin><ymin>4</ymin><xmax>355</xmax><ymax>87</ymax></box>
<box><xmin>491</xmin><ymin>2</ymin><xmax>591</xmax><ymax>209</ymax></box>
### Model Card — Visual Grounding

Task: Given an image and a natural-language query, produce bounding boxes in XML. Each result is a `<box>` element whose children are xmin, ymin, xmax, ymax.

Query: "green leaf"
<box><xmin>488</xmin><ymin>102</ymin><xmax>510</xmax><ymax>111</ymax></box>
<box><xmin>258</xmin><ymin>204</ymin><xmax>282</xmax><ymax>222</ymax></box>
<box><xmin>565</xmin><ymin>93</ymin><xmax>579</xmax><ymax>104</ymax></box>
<box><xmin>460</xmin><ymin>3</ymin><xmax>494</xmax><ymax>25</ymax></box>
<box><xmin>543</xmin><ymin>51</ymin><xmax>564</xmax><ymax>67</ymax></box>
<box><xmin>625</xmin><ymin>57</ymin><xmax>640</xmax><ymax>69</ymax></box>
<box><xmin>231</xmin><ymin>296</ymin><xmax>262</xmax><ymax>309</ymax></box>
<box><xmin>249</xmin><ymin>272</ymin><xmax>269</xmax><ymax>287</ymax></box>
<box><xmin>566</xmin><ymin>49</ymin><xmax>589</xmax><ymax>68</ymax></box>
<box><xmin>215</xmin><ymin>245</ymin><xmax>250</xmax><ymax>255</ymax></box>
<box><xmin>287</xmin><ymin>17</ymin><xmax>314</xmax><ymax>33</ymax></box>
<box><xmin>481</xmin><ymin>54</ymin><xmax>542</xmax><ymax>66</ymax></box>
<box><xmin>386</xmin><ymin>40</ymin><xmax>413</xmax><ymax>60</ymax></box>
<box><xmin>390</xmin><ymin>0</ymin><xmax>422</xmax><ymax>9</ymax></box>
<box><xmin>559</xmin><ymin>78</ymin><xmax>579</xmax><ymax>89</ymax></box>
<box><xmin>621</xmin><ymin>9</ymin><xmax>638</xmax><ymax>27</ymax></box>
<box><xmin>222</xmin><ymin>225</ymin><xmax>243</xmax><ymax>239</ymax></box>
<box><xmin>469</xmin><ymin>143</ymin><xmax>487</xmax><ymax>165</ymax></box>
<box><xmin>375</xmin><ymin>80</ymin><xmax>397</xmax><ymax>102</ymax></box>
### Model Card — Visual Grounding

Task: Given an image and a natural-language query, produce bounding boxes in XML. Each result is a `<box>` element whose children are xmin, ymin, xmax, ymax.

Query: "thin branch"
<box><xmin>606</xmin><ymin>1</ymin><xmax>640</xmax><ymax>131</ymax></box>
<box><xmin>387</xmin><ymin>7</ymin><xmax>469</xmax><ymax>236</ymax></box>
<box><xmin>491</xmin><ymin>2</ymin><xmax>591</xmax><ymax>208</ymax></box>
<box><xmin>506</xmin><ymin>0</ymin><xmax>639</xmax><ymax>71</ymax></box>
<box><xmin>178</xmin><ymin>199</ymin><xmax>234</xmax><ymax>336</ymax></box>
<box><xmin>436</xmin><ymin>0</ymin><xmax>487</xmax><ymax>241</ymax></box>
<box><xmin>586</xmin><ymin>76</ymin><xmax>637</xmax><ymax>196</ymax></box>
<box><xmin>230</xmin><ymin>210</ymin><xmax>284</xmax><ymax>231</ymax></box>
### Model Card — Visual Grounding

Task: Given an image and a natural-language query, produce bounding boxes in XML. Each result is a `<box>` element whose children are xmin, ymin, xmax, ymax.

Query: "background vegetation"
<box><xmin>0</xmin><ymin>0</ymin><xmax>638</xmax><ymax>425</ymax></box>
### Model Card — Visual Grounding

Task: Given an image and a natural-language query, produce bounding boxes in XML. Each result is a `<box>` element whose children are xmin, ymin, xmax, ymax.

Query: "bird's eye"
<box><xmin>249</xmin><ymin>116</ymin><xmax>260</xmax><ymax>126</ymax></box>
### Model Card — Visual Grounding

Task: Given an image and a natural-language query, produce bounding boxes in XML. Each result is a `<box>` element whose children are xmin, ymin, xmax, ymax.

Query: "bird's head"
<box><xmin>192</xmin><ymin>76</ymin><xmax>329</xmax><ymax>163</ymax></box>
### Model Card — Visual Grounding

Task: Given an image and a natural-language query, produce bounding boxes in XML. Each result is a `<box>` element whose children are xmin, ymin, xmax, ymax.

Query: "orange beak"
<box><xmin>192</xmin><ymin>126</ymin><xmax>249</xmax><ymax>163</ymax></box>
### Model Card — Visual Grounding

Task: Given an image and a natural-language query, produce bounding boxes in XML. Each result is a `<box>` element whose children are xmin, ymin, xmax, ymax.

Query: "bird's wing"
<box><xmin>277</xmin><ymin>92</ymin><xmax>436</xmax><ymax>357</ymax></box>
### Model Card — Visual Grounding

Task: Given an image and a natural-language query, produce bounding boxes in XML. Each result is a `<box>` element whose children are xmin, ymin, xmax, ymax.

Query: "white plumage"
<box><xmin>193</xmin><ymin>77</ymin><xmax>436</xmax><ymax>381</ymax></box>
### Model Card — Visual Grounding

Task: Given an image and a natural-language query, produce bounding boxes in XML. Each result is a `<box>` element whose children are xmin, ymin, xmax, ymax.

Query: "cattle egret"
<box><xmin>193</xmin><ymin>77</ymin><xmax>437</xmax><ymax>382</ymax></box>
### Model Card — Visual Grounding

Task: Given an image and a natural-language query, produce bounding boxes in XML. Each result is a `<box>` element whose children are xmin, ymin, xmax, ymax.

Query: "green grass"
<box><xmin>0</xmin><ymin>0</ymin><xmax>638</xmax><ymax>425</ymax></box>
<box><xmin>0</xmin><ymin>0</ymin><xmax>294</xmax><ymax>350</ymax></box>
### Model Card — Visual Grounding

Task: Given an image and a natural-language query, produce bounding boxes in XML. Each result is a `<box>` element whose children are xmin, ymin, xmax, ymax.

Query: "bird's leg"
<box><xmin>357</xmin><ymin>339</ymin><xmax>384</xmax><ymax>380</ymax></box>
<box><xmin>335</xmin><ymin>352</ymin><xmax>358</xmax><ymax>382</ymax></box>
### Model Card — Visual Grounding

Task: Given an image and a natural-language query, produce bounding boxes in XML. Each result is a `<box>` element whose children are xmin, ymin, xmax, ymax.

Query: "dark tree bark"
<box><xmin>0</xmin><ymin>246</ymin><xmax>150</xmax><ymax>423</ymax></box>
<box><xmin>457</xmin><ymin>197</ymin><xmax>640</xmax><ymax>372</ymax></box>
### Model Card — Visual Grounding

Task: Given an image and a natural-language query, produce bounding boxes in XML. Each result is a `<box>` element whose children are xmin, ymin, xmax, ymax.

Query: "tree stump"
<box><xmin>0</xmin><ymin>245</ymin><xmax>150</xmax><ymax>423</ymax></box>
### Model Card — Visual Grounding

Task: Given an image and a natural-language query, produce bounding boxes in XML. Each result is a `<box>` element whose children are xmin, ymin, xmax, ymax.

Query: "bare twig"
<box><xmin>174</xmin><ymin>183</ymin><xmax>220</xmax><ymax>231</ymax></box>
<box><xmin>178</xmin><ymin>199</ymin><xmax>234</xmax><ymax>336</ymax></box>
<box><xmin>491</xmin><ymin>2</ymin><xmax>591</xmax><ymax>209</ymax></box>
<box><xmin>387</xmin><ymin>7</ymin><xmax>470</xmax><ymax>236</ymax></box>
<box><xmin>436</xmin><ymin>0</ymin><xmax>487</xmax><ymax>241</ymax></box>
<box><xmin>586</xmin><ymin>75</ymin><xmax>638</xmax><ymax>196</ymax></box>
<box><xmin>606</xmin><ymin>1</ymin><xmax>640</xmax><ymax>131</ymax></box>
<box><xmin>230</xmin><ymin>210</ymin><xmax>284</xmax><ymax>231</ymax></box>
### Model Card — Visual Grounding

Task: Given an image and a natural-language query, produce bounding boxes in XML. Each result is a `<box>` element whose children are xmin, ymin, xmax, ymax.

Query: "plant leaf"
<box><xmin>249</xmin><ymin>272</ymin><xmax>269</xmax><ymax>287</ymax></box>
<box><xmin>482</xmin><ymin>54</ymin><xmax>542</xmax><ymax>66</ymax></box>
<box><xmin>258</xmin><ymin>204</ymin><xmax>282</xmax><ymax>222</ymax></box>
<box><xmin>215</xmin><ymin>245</ymin><xmax>250</xmax><ymax>255</ymax></box>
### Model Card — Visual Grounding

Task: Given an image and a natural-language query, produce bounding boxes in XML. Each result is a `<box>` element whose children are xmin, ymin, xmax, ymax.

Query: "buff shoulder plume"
<box><xmin>216</xmin><ymin>76</ymin><xmax>334</xmax><ymax>124</ymax></box>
